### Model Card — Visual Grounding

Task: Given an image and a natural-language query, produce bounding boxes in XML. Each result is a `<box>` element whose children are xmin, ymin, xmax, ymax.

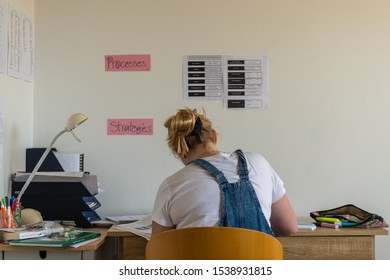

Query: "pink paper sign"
<box><xmin>105</xmin><ymin>54</ymin><xmax>151</xmax><ymax>71</ymax></box>
<box><xmin>107</xmin><ymin>119</ymin><xmax>153</xmax><ymax>135</ymax></box>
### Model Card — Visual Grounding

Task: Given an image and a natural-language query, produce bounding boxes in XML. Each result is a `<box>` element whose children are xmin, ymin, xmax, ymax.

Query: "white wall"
<box><xmin>0</xmin><ymin>0</ymin><xmax>34</xmax><ymax>197</ymax></box>
<box><xmin>34</xmin><ymin>0</ymin><xmax>390</xmax><ymax>258</ymax></box>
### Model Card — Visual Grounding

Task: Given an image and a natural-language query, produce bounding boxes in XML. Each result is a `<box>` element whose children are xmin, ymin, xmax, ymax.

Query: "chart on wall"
<box><xmin>183</xmin><ymin>55</ymin><xmax>269</xmax><ymax>109</ymax></box>
<box><xmin>182</xmin><ymin>55</ymin><xmax>223</xmax><ymax>100</ymax></box>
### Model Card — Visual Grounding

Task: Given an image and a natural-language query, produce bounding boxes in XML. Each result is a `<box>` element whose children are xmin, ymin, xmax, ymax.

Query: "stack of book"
<box><xmin>1</xmin><ymin>222</ymin><xmax>101</xmax><ymax>248</ymax></box>
<box><xmin>1</xmin><ymin>226</ymin><xmax>53</xmax><ymax>241</ymax></box>
<box><xmin>7</xmin><ymin>230</ymin><xmax>101</xmax><ymax>248</ymax></box>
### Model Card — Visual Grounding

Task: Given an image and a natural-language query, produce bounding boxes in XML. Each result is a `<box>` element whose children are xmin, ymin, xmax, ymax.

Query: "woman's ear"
<box><xmin>212</xmin><ymin>130</ymin><xmax>218</xmax><ymax>144</ymax></box>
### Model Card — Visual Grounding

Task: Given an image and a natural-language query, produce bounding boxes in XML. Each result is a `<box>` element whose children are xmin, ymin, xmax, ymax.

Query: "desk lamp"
<box><xmin>16</xmin><ymin>113</ymin><xmax>89</xmax><ymax>202</ymax></box>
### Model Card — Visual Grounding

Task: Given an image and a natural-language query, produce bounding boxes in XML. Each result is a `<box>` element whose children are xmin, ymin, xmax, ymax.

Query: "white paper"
<box><xmin>53</xmin><ymin>151</ymin><xmax>83</xmax><ymax>172</ymax></box>
<box><xmin>105</xmin><ymin>214</ymin><xmax>148</xmax><ymax>224</ymax></box>
<box><xmin>111</xmin><ymin>214</ymin><xmax>152</xmax><ymax>240</ymax></box>
<box><xmin>7</xmin><ymin>7</ymin><xmax>21</xmax><ymax>79</ymax></box>
<box><xmin>6</xmin><ymin>6</ymin><xmax>33</xmax><ymax>81</ymax></box>
<box><xmin>223</xmin><ymin>55</ymin><xmax>269</xmax><ymax>109</ymax></box>
<box><xmin>20</xmin><ymin>14</ymin><xmax>33</xmax><ymax>82</ymax></box>
<box><xmin>183</xmin><ymin>55</ymin><xmax>223</xmax><ymax>100</ymax></box>
<box><xmin>0</xmin><ymin>0</ymin><xmax>8</xmax><ymax>74</ymax></box>
<box><xmin>183</xmin><ymin>54</ymin><xmax>269</xmax><ymax>109</ymax></box>
<box><xmin>0</xmin><ymin>96</ymin><xmax>3</xmax><ymax>168</ymax></box>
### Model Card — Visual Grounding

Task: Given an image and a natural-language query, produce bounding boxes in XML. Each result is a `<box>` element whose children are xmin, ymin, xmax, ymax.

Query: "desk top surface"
<box><xmin>0</xmin><ymin>227</ymin><xmax>108</xmax><ymax>251</ymax></box>
<box><xmin>107</xmin><ymin>217</ymin><xmax>389</xmax><ymax>238</ymax></box>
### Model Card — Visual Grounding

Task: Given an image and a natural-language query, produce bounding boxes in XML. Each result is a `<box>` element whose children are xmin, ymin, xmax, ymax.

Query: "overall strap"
<box><xmin>235</xmin><ymin>149</ymin><xmax>249</xmax><ymax>180</ymax></box>
<box><xmin>191</xmin><ymin>159</ymin><xmax>229</xmax><ymax>185</ymax></box>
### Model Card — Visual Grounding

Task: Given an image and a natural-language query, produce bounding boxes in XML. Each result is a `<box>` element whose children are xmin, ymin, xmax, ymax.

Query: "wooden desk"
<box><xmin>0</xmin><ymin>228</ymin><xmax>116</xmax><ymax>260</ymax></box>
<box><xmin>108</xmin><ymin>223</ymin><xmax>388</xmax><ymax>260</ymax></box>
<box><xmin>277</xmin><ymin>226</ymin><xmax>387</xmax><ymax>259</ymax></box>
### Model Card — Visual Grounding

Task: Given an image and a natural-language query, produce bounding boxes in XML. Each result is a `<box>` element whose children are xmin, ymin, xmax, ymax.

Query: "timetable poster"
<box><xmin>183</xmin><ymin>55</ymin><xmax>223</xmax><ymax>99</ymax></box>
<box><xmin>223</xmin><ymin>55</ymin><xmax>269</xmax><ymax>109</ymax></box>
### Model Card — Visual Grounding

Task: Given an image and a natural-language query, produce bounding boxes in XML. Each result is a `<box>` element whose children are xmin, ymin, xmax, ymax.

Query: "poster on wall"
<box><xmin>7</xmin><ymin>6</ymin><xmax>21</xmax><ymax>79</ymax></box>
<box><xmin>183</xmin><ymin>54</ymin><xmax>269</xmax><ymax>109</ymax></box>
<box><xmin>0</xmin><ymin>0</ymin><xmax>8</xmax><ymax>75</ymax></box>
<box><xmin>0</xmin><ymin>96</ymin><xmax>3</xmax><ymax>169</ymax></box>
<box><xmin>21</xmin><ymin>14</ymin><xmax>34</xmax><ymax>82</ymax></box>
<box><xmin>105</xmin><ymin>54</ymin><xmax>151</xmax><ymax>72</ymax></box>
<box><xmin>6</xmin><ymin>6</ymin><xmax>34</xmax><ymax>81</ymax></box>
<box><xmin>183</xmin><ymin>55</ymin><xmax>223</xmax><ymax>99</ymax></box>
<box><xmin>107</xmin><ymin>118</ymin><xmax>153</xmax><ymax>135</ymax></box>
<box><xmin>223</xmin><ymin>55</ymin><xmax>269</xmax><ymax>109</ymax></box>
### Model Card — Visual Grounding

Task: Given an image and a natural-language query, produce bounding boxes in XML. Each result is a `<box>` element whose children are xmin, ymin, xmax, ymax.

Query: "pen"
<box><xmin>315</xmin><ymin>222</ymin><xmax>340</xmax><ymax>229</ymax></box>
<box><xmin>315</xmin><ymin>217</ymin><xmax>341</xmax><ymax>223</ymax></box>
<box><xmin>12</xmin><ymin>197</ymin><xmax>17</xmax><ymax>212</ymax></box>
<box><xmin>341</xmin><ymin>221</ymin><xmax>359</xmax><ymax>227</ymax></box>
<box><xmin>9</xmin><ymin>206</ymin><xmax>14</xmax><ymax>228</ymax></box>
<box><xmin>6</xmin><ymin>197</ymin><xmax>11</xmax><ymax>228</ymax></box>
<box><xmin>1</xmin><ymin>201</ymin><xmax>8</xmax><ymax>228</ymax></box>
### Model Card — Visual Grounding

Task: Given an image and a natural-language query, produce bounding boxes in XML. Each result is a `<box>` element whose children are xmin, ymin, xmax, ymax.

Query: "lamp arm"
<box><xmin>16</xmin><ymin>129</ymin><xmax>67</xmax><ymax>201</ymax></box>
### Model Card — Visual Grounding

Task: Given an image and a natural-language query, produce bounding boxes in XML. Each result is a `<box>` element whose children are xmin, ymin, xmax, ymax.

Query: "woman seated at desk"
<box><xmin>151</xmin><ymin>107</ymin><xmax>298</xmax><ymax>237</ymax></box>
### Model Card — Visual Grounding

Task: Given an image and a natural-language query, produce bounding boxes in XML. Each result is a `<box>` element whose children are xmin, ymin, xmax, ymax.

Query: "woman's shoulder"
<box><xmin>239</xmin><ymin>150</ymin><xmax>274</xmax><ymax>170</ymax></box>
<box><xmin>240</xmin><ymin>150</ymin><xmax>267</xmax><ymax>161</ymax></box>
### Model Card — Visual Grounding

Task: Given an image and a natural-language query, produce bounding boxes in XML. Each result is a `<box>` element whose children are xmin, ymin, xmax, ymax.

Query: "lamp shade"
<box><xmin>66</xmin><ymin>113</ymin><xmax>89</xmax><ymax>132</ymax></box>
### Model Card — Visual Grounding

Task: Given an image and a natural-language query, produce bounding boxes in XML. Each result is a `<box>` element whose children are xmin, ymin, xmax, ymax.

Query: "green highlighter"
<box><xmin>315</xmin><ymin>217</ymin><xmax>341</xmax><ymax>223</ymax></box>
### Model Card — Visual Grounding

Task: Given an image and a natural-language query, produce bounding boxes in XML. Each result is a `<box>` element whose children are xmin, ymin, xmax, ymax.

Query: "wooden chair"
<box><xmin>145</xmin><ymin>226</ymin><xmax>283</xmax><ymax>260</ymax></box>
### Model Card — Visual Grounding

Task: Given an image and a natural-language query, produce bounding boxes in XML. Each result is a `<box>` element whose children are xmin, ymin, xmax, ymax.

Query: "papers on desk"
<box><xmin>105</xmin><ymin>214</ymin><xmax>148</xmax><ymax>224</ymax></box>
<box><xmin>111</xmin><ymin>215</ymin><xmax>152</xmax><ymax>240</ymax></box>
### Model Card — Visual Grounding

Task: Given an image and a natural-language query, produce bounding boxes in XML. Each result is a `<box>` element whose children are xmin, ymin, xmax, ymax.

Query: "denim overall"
<box><xmin>191</xmin><ymin>149</ymin><xmax>274</xmax><ymax>236</ymax></box>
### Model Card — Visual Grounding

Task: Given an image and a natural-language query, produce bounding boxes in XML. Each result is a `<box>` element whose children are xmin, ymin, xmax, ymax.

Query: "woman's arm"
<box><xmin>151</xmin><ymin>221</ymin><xmax>175</xmax><ymax>237</ymax></box>
<box><xmin>270</xmin><ymin>195</ymin><xmax>298</xmax><ymax>236</ymax></box>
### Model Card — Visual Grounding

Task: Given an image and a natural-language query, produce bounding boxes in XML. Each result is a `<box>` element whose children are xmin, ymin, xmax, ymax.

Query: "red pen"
<box><xmin>12</xmin><ymin>198</ymin><xmax>18</xmax><ymax>212</ymax></box>
<box><xmin>10</xmin><ymin>207</ymin><xmax>15</xmax><ymax>228</ymax></box>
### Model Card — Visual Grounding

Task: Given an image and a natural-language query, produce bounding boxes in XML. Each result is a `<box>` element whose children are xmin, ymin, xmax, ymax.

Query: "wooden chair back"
<box><xmin>145</xmin><ymin>226</ymin><xmax>283</xmax><ymax>260</ymax></box>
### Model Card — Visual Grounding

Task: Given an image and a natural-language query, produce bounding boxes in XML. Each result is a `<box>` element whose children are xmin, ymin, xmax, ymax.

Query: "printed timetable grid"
<box><xmin>183</xmin><ymin>55</ymin><xmax>224</xmax><ymax>99</ymax></box>
<box><xmin>183</xmin><ymin>55</ymin><xmax>269</xmax><ymax>109</ymax></box>
<box><xmin>224</xmin><ymin>56</ymin><xmax>268</xmax><ymax>109</ymax></box>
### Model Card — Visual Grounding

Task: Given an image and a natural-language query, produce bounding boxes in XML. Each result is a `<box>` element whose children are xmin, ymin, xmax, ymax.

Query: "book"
<box><xmin>1</xmin><ymin>222</ymin><xmax>65</xmax><ymax>241</ymax></box>
<box><xmin>106</xmin><ymin>214</ymin><xmax>148</xmax><ymax>224</ymax></box>
<box><xmin>8</xmin><ymin>230</ymin><xmax>101</xmax><ymax>248</ymax></box>
<box><xmin>1</xmin><ymin>228</ymin><xmax>50</xmax><ymax>241</ymax></box>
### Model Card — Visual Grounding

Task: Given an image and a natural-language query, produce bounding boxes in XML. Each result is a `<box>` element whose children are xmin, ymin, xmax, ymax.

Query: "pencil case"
<box><xmin>310</xmin><ymin>204</ymin><xmax>388</xmax><ymax>228</ymax></box>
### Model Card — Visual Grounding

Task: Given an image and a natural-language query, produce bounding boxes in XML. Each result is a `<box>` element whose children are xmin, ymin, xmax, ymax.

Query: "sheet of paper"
<box><xmin>0</xmin><ymin>0</ymin><xmax>8</xmax><ymax>74</ymax></box>
<box><xmin>183</xmin><ymin>54</ymin><xmax>269</xmax><ymax>109</ymax></box>
<box><xmin>53</xmin><ymin>151</ymin><xmax>83</xmax><ymax>172</ymax></box>
<box><xmin>223</xmin><ymin>55</ymin><xmax>269</xmax><ymax>109</ymax></box>
<box><xmin>183</xmin><ymin>55</ymin><xmax>223</xmax><ymax>100</ymax></box>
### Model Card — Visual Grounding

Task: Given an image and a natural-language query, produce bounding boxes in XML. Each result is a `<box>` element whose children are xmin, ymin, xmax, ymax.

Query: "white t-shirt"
<box><xmin>152</xmin><ymin>151</ymin><xmax>286</xmax><ymax>229</ymax></box>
